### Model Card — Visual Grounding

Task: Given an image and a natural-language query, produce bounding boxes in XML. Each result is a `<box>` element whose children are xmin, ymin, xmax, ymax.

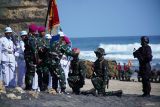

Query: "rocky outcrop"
<box><xmin>0</xmin><ymin>0</ymin><xmax>49</xmax><ymax>32</ymax></box>
<box><xmin>83</xmin><ymin>60</ymin><xmax>118</xmax><ymax>79</ymax></box>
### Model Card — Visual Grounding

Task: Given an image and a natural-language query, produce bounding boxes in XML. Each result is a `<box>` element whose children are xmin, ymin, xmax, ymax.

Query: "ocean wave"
<box><xmin>79</xmin><ymin>43</ymin><xmax>160</xmax><ymax>66</ymax></box>
<box><xmin>80</xmin><ymin>51</ymin><xmax>160</xmax><ymax>61</ymax></box>
<box><xmin>99</xmin><ymin>43</ymin><xmax>160</xmax><ymax>53</ymax></box>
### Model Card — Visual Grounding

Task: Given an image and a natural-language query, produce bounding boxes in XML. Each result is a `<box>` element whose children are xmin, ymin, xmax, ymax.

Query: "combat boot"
<box><xmin>105</xmin><ymin>90</ymin><xmax>123</xmax><ymax>97</ymax></box>
<box><xmin>60</xmin><ymin>89</ymin><xmax>69</xmax><ymax>95</ymax></box>
<box><xmin>81</xmin><ymin>88</ymin><xmax>97</xmax><ymax>96</ymax></box>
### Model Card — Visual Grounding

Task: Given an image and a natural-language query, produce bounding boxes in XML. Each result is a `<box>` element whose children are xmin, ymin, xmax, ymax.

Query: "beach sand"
<box><xmin>0</xmin><ymin>79</ymin><xmax>160</xmax><ymax>107</ymax></box>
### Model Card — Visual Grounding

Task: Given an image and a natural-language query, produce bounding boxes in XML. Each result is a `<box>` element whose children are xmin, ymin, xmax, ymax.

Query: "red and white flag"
<box><xmin>47</xmin><ymin>0</ymin><xmax>60</xmax><ymax>33</ymax></box>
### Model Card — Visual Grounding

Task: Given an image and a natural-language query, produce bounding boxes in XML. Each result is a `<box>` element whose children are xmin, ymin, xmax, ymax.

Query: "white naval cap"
<box><xmin>58</xmin><ymin>31</ymin><xmax>64</xmax><ymax>37</ymax></box>
<box><xmin>5</xmin><ymin>27</ymin><xmax>12</xmax><ymax>33</ymax></box>
<box><xmin>45</xmin><ymin>34</ymin><xmax>52</xmax><ymax>39</ymax></box>
<box><xmin>20</xmin><ymin>31</ymin><xmax>27</xmax><ymax>36</ymax></box>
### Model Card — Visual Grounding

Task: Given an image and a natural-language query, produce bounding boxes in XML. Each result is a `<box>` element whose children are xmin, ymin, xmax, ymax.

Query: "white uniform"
<box><xmin>60</xmin><ymin>55</ymin><xmax>70</xmax><ymax>85</ymax></box>
<box><xmin>0</xmin><ymin>38</ymin><xmax>2</xmax><ymax>80</ymax></box>
<box><xmin>15</xmin><ymin>40</ymin><xmax>26</xmax><ymax>87</ymax></box>
<box><xmin>0</xmin><ymin>36</ymin><xmax>16</xmax><ymax>87</ymax></box>
<box><xmin>32</xmin><ymin>72</ymin><xmax>39</xmax><ymax>90</ymax></box>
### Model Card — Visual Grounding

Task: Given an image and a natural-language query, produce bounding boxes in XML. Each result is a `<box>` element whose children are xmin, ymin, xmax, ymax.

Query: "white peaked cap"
<box><xmin>5</xmin><ymin>27</ymin><xmax>12</xmax><ymax>33</ymax></box>
<box><xmin>58</xmin><ymin>31</ymin><xmax>64</xmax><ymax>37</ymax></box>
<box><xmin>45</xmin><ymin>34</ymin><xmax>52</xmax><ymax>39</ymax></box>
<box><xmin>20</xmin><ymin>31</ymin><xmax>27</xmax><ymax>36</ymax></box>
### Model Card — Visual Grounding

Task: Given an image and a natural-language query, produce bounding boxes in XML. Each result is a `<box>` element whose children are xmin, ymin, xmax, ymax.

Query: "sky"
<box><xmin>57</xmin><ymin>0</ymin><xmax>160</xmax><ymax>38</ymax></box>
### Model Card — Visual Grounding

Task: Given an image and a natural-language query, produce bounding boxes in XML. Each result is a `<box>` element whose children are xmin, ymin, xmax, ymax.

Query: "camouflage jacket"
<box><xmin>27</xmin><ymin>34</ymin><xmax>38</xmax><ymax>64</ymax></box>
<box><xmin>68</xmin><ymin>58</ymin><xmax>86</xmax><ymax>80</ymax></box>
<box><xmin>36</xmin><ymin>36</ymin><xmax>47</xmax><ymax>60</ymax></box>
<box><xmin>93</xmin><ymin>57</ymin><xmax>109</xmax><ymax>81</ymax></box>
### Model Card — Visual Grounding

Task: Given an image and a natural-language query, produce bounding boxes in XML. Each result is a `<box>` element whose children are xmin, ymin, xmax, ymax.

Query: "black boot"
<box><xmin>105</xmin><ymin>90</ymin><xmax>123</xmax><ymax>97</ymax></box>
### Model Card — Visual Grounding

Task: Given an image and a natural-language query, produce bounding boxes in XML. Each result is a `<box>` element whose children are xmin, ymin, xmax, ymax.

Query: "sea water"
<box><xmin>70</xmin><ymin>36</ymin><xmax>160</xmax><ymax>69</ymax></box>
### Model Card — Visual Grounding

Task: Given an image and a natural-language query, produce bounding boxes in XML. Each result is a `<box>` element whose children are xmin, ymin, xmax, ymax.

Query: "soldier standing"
<box><xmin>68</xmin><ymin>48</ymin><xmax>86</xmax><ymax>95</ymax></box>
<box><xmin>133</xmin><ymin>36</ymin><xmax>152</xmax><ymax>97</ymax></box>
<box><xmin>91</xmin><ymin>48</ymin><xmax>109</xmax><ymax>96</ymax></box>
<box><xmin>24</xmin><ymin>24</ymin><xmax>38</xmax><ymax>90</ymax></box>
<box><xmin>0</xmin><ymin>27</ymin><xmax>16</xmax><ymax>87</ymax></box>
<box><xmin>15</xmin><ymin>31</ymin><xmax>27</xmax><ymax>87</ymax></box>
<box><xmin>36</xmin><ymin>26</ymin><xmax>49</xmax><ymax>91</ymax></box>
<box><xmin>49</xmin><ymin>34</ymin><xmax>75</xmax><ymax>94</ymax></box>
<box><xmin>44</xmin><ymin>34</ymin><xmax>52</xmax><ymax>88</ymax></box>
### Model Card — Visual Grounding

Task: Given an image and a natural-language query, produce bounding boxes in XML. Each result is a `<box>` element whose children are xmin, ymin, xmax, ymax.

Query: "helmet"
<box><xmin>20</xmin><ymin>31</ymin><xmax>27</xmax><ymax>36</ymax></box>
<box><xmin>141</xmin><ymin>36</ymin><xmax>149</xmax><ymax>44</ymax></box>
<box><xmin>5</xmin><ymin>27</ymin><xmax>12</xmax><ymax>33</ymax></box>
<box><xmin>45</xmin><ymin>34</ymin><xmax>52</xmax><ymax>39</ymax></box>
<box><xmin>72</xmin><ymin>48</ymin><xmax>80</xmax><ymax>55</ymax></box>
<box><xmin>94</xmin><ymin>48</ymin><xmax>106</xmax><ymax>55</ymax></box>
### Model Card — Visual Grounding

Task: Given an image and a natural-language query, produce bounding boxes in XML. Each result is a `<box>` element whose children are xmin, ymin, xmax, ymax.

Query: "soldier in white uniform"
<box><xmin>0</xmin><ymin>27</ymin><xmax>16</xmax><ymax>87</ymax></box>
<box><xmin>15</xmin><ymin>31</ymin><xmax>27</xmax><ymax>88</ymax></box>
<box><xmin>59</xmin><ymin>31</ymin><xmax>71</xmax><ymax>86</ymax></box>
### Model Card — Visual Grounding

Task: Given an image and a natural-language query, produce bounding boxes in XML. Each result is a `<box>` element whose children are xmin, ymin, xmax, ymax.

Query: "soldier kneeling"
<box><xmin>91</xmin><ymin>48</ymin><xmax>109</xmax><ymax>96</ymax></box>
<box><xmin>87</xmin><ymin>48</ymin><xmax>122</xmax><ymax>97</ymax></box>
<box><xmin>67</xmin><ymin>48</ymin><xmax>86</xmax><ymax>95</ymax></box>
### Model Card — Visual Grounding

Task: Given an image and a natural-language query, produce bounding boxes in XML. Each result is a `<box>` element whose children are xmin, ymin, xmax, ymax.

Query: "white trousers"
<box><xmin>60</xmin><ymin>58</ymin><xmax>70</xmax><ymax>85</ymax></box>
<box><xmin>17</xmin><ymin>60</ymin><xmax>26</xmax><ymax>87</ymax></box>
<box><xmin>48</xmin><ymin>72</ymin><xmax>52</xmax><ymax>88</ymax></box>
<box><xmin>1</xmin><ymin>61</ymin><xmax>16</xmax><ymax>87</ymax></box>
<box><xmin>32</xmin><ymin>72</ymin><xmax>38</xmax><ymax>90</ymax></box>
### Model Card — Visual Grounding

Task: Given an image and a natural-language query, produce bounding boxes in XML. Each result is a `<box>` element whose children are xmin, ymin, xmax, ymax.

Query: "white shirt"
<box><xmin>15</xmin><ymin>40</ymin><xmax>25</xmax><ymax>58</ymax></box>
<box><xmin>0</xmin><ymin>36</ymin><xmax>15</xmax><ymax>62</ymax></box>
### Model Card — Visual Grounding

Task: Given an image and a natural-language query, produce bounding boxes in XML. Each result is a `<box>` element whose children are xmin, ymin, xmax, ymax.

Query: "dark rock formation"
<box><xmin>0</xmin><ymin>0</ymin><xmax>49</xmax><ymax>32</ymax></box>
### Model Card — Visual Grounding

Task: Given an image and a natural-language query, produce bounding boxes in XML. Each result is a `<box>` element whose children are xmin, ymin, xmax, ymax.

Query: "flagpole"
<box><xmin>45</xmin><ymin>0</ymin><xmax>52</xmax><ymax>28</ymax></box>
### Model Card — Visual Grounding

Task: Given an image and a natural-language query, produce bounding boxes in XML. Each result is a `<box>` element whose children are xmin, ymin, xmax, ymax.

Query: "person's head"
<box><xmin>58</xmin><ymin>31</ymin><xmax>65</xmax><ymax>44</ymax></box>
<box><xmin>62</xmin><ymin>36</ymin><xmax>71</xmax><ymax>45</ymax></box>
<box><xmin>20</xmin><ymin>31</ymin><xmax>28</xmax><ymax>40</ymax></box>
<box><xmin>118</xmin><ymin>63</ymin><xmax>120</xmax><ymax>65</ymax></box>
<box><xmin>94</xmin><ymin>48</ymin><xmax>106</xmax><ymax>58</ymax></box>
<box><xmin>58</xmin><ymin>32</ymin><xmax>71</xmax><ymax>45</ymax></box>
<box><xmin>5</xmin><ymin>27</ymin><xmax>12</xmax><ymax>38</ymax></box>
<box><xmin>72</xmin><ymin>48</ymin><xmax>80</xmax><ymax>58</ymax></box>
<box><xmin>28</xmin><ymin>23</ymin><xmax>38</xmax><ymax>36</ymax></box>
<box><xmin>38</xmin><ymin>26</ymin><xmax>46</xmax><ymax>37</ymax></box>
<box><xmin>141</xmin><ymin>36</ymin><xmax>149</xmax><ymax>46</ymax></box>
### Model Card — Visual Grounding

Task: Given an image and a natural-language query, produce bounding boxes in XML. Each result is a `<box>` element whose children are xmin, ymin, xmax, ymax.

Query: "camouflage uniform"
<box><xmin>24</xmin><ymin>34</ymin><xmax>38</xmax><ymax>90</ymax></box>
<box><xmin>36</xmin><ymin>36</ymin><xmax>49</xmax><ymax>91</ymax></box>
<box><xmin>68</xmin><ymin>48</ymin><xmax>86</xmax><ymax>94</ymax></box>
<box><xmin>48</xmin><ymin>37</ymin><xmax>64</xmax><ymax>92</ymax></box>
<box><xmin>91</xmin><ymin>48</ymin><xmax>109</xmax><ymax>95</ymax></box>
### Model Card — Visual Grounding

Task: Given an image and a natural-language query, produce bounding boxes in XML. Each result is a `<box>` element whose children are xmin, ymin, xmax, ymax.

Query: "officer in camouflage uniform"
<box><xmin>24</xmin><ymin>24</ymin><xmax>38</xmax><ymax>90</ymax></box>
<box><xmin>91</xmin><ymin>48</ymin><xmax>109</xmax><ymax>96</ymax></box>
<box><xmin>68</xmin><ymin>48</ymin><xmax>86</xmax><ymax>95</ymax></box>
<box><xmin>36</xmin><ymin>26</ymin><xmax>49</xmax><ymax>91</ymax></box>
<box><xmin>49</xmin><ymin>34</ymin><xmax>75</xmax><ymax>94</ymax></box>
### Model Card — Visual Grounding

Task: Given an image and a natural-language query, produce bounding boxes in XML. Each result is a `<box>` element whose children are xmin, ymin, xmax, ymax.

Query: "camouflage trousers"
<box><xmin>49</xmin><ymin>62</ymin><xmax>66</xmax><ymax>91</ymax></box>
<box><xmin>91</xmin><ymin>76</ymin><xmax>106</xmax><ymax>94</ymax></box>
<box><xmin>37</xmin><ymin>63</ymin><xmax>49</xmax><ymax>91</ymax></box>
<box><xmin>68</xmin><ymin>76</ymin><xmax>84</xmax><ymax>94</ymax></box>
<box><xmin>25</xmin><ymin>62</ymin><xmax>36</xmax><ymax>90</ymax></box>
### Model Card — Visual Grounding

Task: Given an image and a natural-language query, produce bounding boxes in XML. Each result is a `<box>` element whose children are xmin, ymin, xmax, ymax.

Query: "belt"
<box><xmin>1</xmin><ymin>50</ymin><xmax>13</xmax><ymax>54</ymax></box>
